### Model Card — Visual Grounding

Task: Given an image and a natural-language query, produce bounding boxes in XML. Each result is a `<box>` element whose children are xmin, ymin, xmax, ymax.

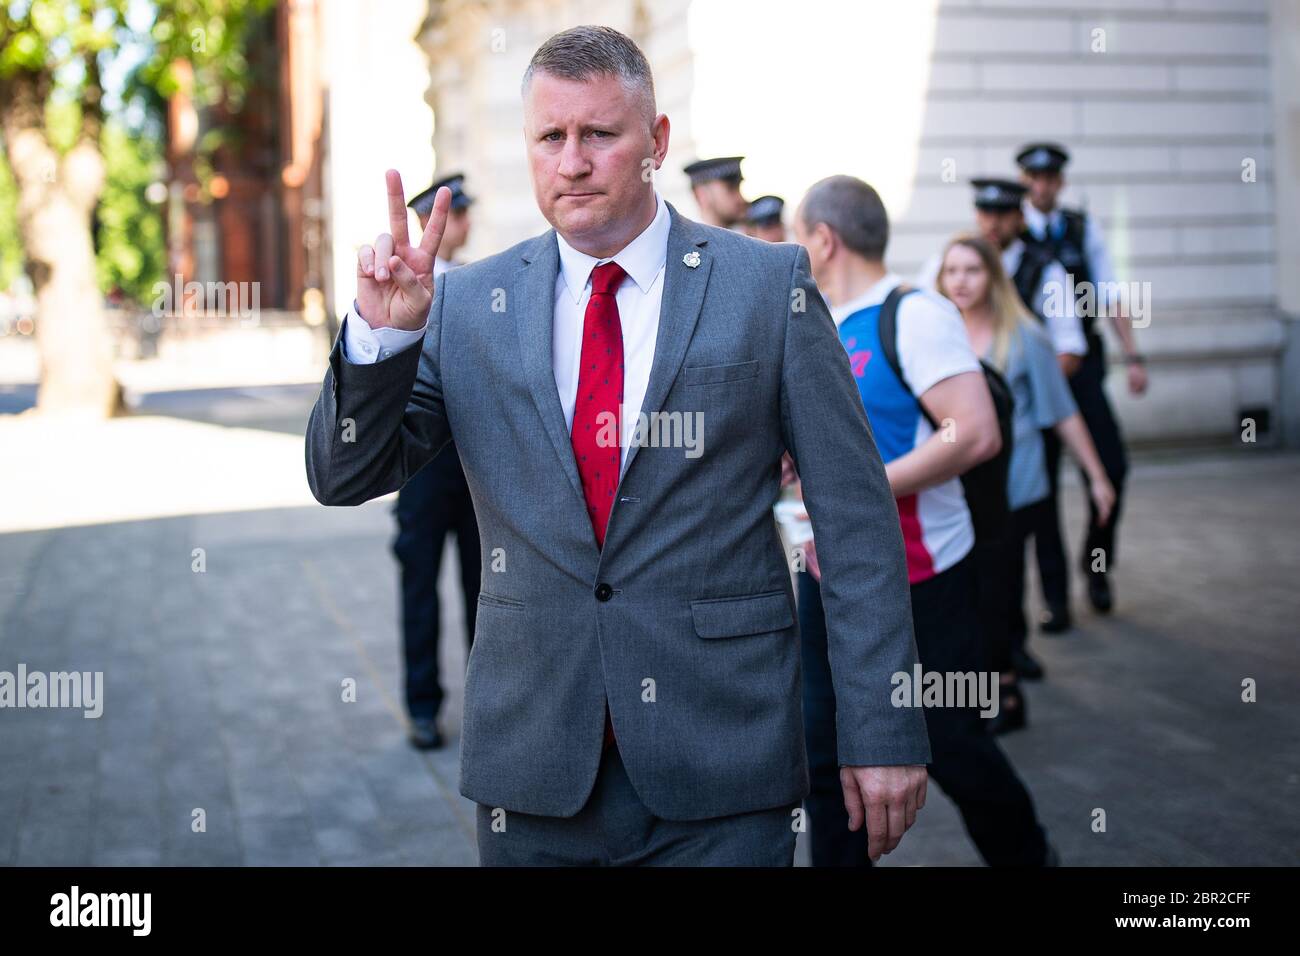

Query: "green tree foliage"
<box><xmin>1</xmin><ymin>0</ymin><xmax>272</xmax><ymax>300</ymax></box>
<box><xmin>0</xmin><ymin>145</ymin><xmax>20</xmax><ymax>293</ymax></box>
<box><xmin>1</xmin><ymin>100</ymin><xmax>166</xmax><ymax>304</ymax></box>
<box><xmin>96</xmin><ymin>121</ymin><xmax>166</xmax><ymax>304</ymax></box>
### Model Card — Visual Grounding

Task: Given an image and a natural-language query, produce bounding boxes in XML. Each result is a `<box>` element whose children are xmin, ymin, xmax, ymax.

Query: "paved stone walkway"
<box><xmin>0</xmin><ymin>391</ymin><xmax>1296</xmax><ymax>865</ymax></box>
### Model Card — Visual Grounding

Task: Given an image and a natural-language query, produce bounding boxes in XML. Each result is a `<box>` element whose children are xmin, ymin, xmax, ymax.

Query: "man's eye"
<box><xmin>589</xmin><ymin>130</ymin><xmax>612</xmax><ymax>138</ymax></box>
<box><xmin>544</xmin><ymin>132</ymin><xmax>562</xmax><ymax>142</ymax></box>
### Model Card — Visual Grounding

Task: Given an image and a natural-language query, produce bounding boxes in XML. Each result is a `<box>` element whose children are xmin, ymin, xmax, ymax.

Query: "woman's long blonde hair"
<box><xmin>936</xmin><ymin>233</ymin><xmax>1035</xmax><ymax>372</ymax></box>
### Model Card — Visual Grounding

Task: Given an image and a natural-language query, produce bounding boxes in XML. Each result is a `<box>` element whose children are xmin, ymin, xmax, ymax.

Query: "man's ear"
<box><xmin>652</xmin><ymin>113</ymin><xmax>670</xmax><ymax>167</ymax></box>
<box><xmin>814</xmin><ymin>222</ymin><xmax>837</xmax><ymax>260</ymax></box>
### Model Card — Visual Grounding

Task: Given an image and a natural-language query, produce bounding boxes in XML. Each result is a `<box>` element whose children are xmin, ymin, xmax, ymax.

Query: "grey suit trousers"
<box><xmin>475</xmin><ymin>744</ymin><xmax>799</xmax><ymax>866</ymax></box>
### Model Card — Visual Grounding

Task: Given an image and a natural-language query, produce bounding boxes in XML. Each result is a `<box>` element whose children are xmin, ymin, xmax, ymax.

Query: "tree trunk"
<box><xmin>1</xmin><ymin>71</ymin><xmax>120</xmax><ymax>418</ymax></box>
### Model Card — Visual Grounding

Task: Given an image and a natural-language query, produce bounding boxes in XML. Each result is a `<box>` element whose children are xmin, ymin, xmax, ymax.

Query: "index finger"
<box><xmin>417</xmin><ymin>186</ymin><xmax>453</xmax><ymax>256</ymax></box>
<box><xmin>386</xmin><ymin>169</ymin><xmax>411</xmax><ymax>248</ymax></box>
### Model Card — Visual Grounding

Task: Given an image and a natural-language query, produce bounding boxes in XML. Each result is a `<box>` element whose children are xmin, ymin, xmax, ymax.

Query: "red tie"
<box><xmin>570</xmin><ymin>260</ymin><xmax>627</xmax><ymax>750</ymax></box>
<box><xmin>571</xmin><ymin>260</ymin><xmax>627</xmax><ymax>549</ymax></box>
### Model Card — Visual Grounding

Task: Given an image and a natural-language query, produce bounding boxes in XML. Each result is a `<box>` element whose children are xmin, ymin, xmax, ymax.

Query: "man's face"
<box><xmin>1022</xmin><ymin>170</ymin><xmax>1063</xmax><ymax>211</ymax></box>
<box><xmin>417</xmin><ymin>208</ymin><xmax>471</xmax><ymax>258</ymax></box>
<box><xmin>974</xmin><ymin>208</ymin><xmax>1024</xmax><ymax>249</ymax></box>
<box><xmin>791</xmin><ymin>209</ymin><xmax>830</xmax><ymax>284</ymax></box>
<box><xmin>523</xmin><ymin>71</ymin><xmax>669</xmax><ymax>250</ymax></box>
<box><xmin>692</xmin><ymin>180</ymin><xmax>748</xmax><ymax>226</ymax></box>
<box><xmin>751</xmin><ymin>222</ymin><xmax>786</xmax><ymax>243</ymax></box>
<box><xmin>442</xmin><ymin>208</ymin><xmax>471</xmax><ymax>254</ymax></box>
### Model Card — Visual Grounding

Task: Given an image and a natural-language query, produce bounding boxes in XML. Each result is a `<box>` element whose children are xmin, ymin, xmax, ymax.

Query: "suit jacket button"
<box><xmin>595</xmin><ymin>583</ymin><xmax>613</xmax><ymax>602</ymax></box>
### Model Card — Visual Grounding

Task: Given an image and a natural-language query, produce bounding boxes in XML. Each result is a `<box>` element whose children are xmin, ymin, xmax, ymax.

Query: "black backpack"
<box><xmin>877</xmin><ymin>285</ymin><xmax>1014</xmax><ymax>543</ymax></box>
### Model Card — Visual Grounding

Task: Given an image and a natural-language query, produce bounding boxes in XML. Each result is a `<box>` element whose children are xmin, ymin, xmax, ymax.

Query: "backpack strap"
<box><xmin>877</xmin><ymin>284</ymin><xmax>937</xmax><ymax>429</ymax></box>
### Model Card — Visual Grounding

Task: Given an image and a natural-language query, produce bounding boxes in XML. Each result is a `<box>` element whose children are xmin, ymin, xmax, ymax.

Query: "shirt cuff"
<box><xmin>1049</xmin><ymin>324</ymin><xmax>1089</xmax><ymax>357</ymax></box>
<box><xmin>341</xmin><ymin>302</ymin><xmax>427</xmax><ymax>364</ymax></box>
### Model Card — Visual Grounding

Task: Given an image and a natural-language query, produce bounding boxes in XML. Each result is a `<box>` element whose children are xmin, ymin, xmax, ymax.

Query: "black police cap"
<box><xmin>683</xmin><ymin>156</ymin><xmax>745</xmax><ymax>186</ymax></box>
<box><xmin>970</xmin><ymin>177</ymin><xmax>1027</xmax><ymax>211</ymax></box>
<box><xmin>1015</xmin><ymin>143</ymin><xmax>1070</xmax><ymax>173</ymax></box>
<box><xmin>408</xmin><ymin>172</ymin><xmax>474</xmax><ymax>216</ymax></box>
<box><xmin>745</xmin><ymin>194</ymin><xmax>784</xmax><ymax>226</ymax></box>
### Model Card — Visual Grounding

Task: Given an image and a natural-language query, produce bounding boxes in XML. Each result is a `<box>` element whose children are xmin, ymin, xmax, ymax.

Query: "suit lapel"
<box><xmin>621</xmin><ymin>202</ymin><xmax>712</xmax><ymax>480</ymax></box>
<box><xmin>514</xmin><ymin>203</ymin><xmax>713</xmax><ymax>499</ymax></box>
<box><xmin>517</xmin><ymin>231</ymin><xmax>587</xmax><ymax>503</ymax></box>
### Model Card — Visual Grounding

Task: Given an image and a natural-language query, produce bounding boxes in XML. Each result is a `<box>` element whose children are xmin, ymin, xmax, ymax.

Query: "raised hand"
<box><xmin>355</xmin><ymin>170</ymin><xmax>452</xmax><ymax>331</ymax></box>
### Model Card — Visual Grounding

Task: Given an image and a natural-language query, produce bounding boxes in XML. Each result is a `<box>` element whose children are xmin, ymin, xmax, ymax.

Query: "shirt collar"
<box><xmin>1002</xmin><ymin>237</ymin><xmax>1024</xmax><ymax>269</ymax></box>
<box><xmin>830</xmin><ymin>272</ymin><xmax>903</xmax><ymax>327</ymax></box>
<box><xmin>555</xmin><ymin>190</ymin><xmax>669</xmax><ymax>303</ymax></box>
<box><xmin>1022</xmin><ymin>201</ymin><xmax>1060</xmax><ymax>241</ymax></box>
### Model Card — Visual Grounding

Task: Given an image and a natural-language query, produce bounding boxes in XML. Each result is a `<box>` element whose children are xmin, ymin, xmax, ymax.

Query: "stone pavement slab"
<box><xmin>0</xmin><ymin>401</ymin><xmax>1295</xmax><ymax>866</ymax></box>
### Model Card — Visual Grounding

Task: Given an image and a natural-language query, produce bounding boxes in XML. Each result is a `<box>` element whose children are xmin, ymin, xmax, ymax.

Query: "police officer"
<box><xmin>743</xmin><ymin>194</ymin><xmax>787</xmax><ymax>242</ymax></box>
<box><xmin>394</xmin><ymin>172</ymin><xmax>482</xmax><ymax>750</ymax></box>
<box><xmin>1016</xmin><ymin>143</ymin><xmax>1147</xmax><ymax>624</ymax></box>
<box><xmin>682</xmin><ymin>156</ymin><xmax>749</xmax><ymax>230</ymax></box>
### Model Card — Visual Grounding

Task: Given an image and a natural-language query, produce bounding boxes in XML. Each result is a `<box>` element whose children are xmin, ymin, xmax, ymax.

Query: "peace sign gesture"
<box><xmin>355</xmin><ymin>169</ymin><xmax>451</xmax><ymax>331</ymax></box>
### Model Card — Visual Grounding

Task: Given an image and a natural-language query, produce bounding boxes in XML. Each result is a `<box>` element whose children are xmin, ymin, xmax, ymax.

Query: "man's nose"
<box><xmin>556</xmin><ymin>136</ymin><xmax>590</xmax><ymax>179</ymax></box>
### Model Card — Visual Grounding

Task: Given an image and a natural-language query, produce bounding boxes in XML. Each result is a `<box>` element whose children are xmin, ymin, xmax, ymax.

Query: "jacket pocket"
<box><xmin>682</xmin><ymin>360</ymin><xmax>759</xmax><ymax>386</ymax></box>
<box><xmin>690</xmin><ymin>589</ymin><xmax>794</xmax><ymax>638</ymax></box>
<box><xmin>478</xmin><ymin>591</ymin><xmax>525</xmax><ymax>610</ymax></box>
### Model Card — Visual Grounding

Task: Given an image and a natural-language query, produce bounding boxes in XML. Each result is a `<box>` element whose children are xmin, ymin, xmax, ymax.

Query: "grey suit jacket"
<box><xmin>306</xmin><ymin>202</ymin><xmax>931</xmax><ymax>821</ymax></box>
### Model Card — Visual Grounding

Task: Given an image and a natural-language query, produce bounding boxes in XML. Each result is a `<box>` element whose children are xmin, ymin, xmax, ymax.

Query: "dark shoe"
<box><xmin>1087</xmin><ymin>574</ymin><xmax>1113</xmax><ymax>614</ymax></box>
<box><xmin>989</xmin><ymin>682</ymin><xmax>1027</xmax><ymax>736</ymax></box>
<box><xmin>1039</xmin><ymin>603</ymin><xmax>1072</xmax><ymax>634</ymax></box>
<box><xmin>408</xmin><ymin>718</ymin><xmax>444</xmax><ymax>751</ymax></box>
<box><xmin>1011</xmin><ymin>647</ymin><xmax>1044</xmax><ymax>681</ymax></box>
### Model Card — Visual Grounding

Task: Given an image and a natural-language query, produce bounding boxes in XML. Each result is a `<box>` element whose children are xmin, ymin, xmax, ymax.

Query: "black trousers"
<box><xmin>980</xmin><ymin>502</ymin><xmax>1051</xmax><ymax>660</ymax></box>
<box><xmin>1034</xmin><ymin>338</ymin><xmax>1129</xmax><ymax>607</ymax></box>
<box><xmin>393</xmin><ymin>444</ymin><xmax>481</xmax><ymax>722</ymax></box>
<box><xmin>798</xmin><ymin>555</ymin><xmax>1049</xmax><ymax>867</ymax></box>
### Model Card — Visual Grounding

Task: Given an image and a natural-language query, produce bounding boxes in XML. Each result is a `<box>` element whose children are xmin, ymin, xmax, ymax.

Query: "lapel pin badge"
<box><xmin>682</xmin><ymin>251</ymin><xmax>701</xmax><ymax>269</ymax></box>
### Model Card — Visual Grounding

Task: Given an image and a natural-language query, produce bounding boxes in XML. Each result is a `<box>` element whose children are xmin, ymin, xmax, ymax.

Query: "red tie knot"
<box><xmin>590</xmin><ymin>260</ymin><xmax>628</xmax><ymax>297</ymax></box>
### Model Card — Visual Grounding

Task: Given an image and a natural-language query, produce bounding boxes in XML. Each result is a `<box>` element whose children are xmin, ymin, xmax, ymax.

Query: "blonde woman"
<box><xmin>937</xmin><ymin>234</ymin><xmax>1115</xmax><ymax>732</ymax></box>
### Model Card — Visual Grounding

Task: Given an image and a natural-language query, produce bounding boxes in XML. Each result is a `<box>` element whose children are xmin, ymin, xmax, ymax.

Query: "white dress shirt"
<box><xmin>1023</xmin><ymin>201</ymin><xmax>1120</xmax><ymax>313</ymax></box>
<box><xmin>1000</xmin><ymin>239</ymin><xmax>1087</xmax><ymax>356</ymax></box>
<box><xmin>341</xmin><ymin>192</ymin><xmax>671</xmax><ymax>477</ymax></box>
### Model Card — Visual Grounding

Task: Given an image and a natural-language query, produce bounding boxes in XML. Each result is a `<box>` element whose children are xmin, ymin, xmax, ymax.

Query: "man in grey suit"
<box><xmin>306</xmin><ymin>24</ymin><xmax>930</xmax><ymax>866</ymax></box>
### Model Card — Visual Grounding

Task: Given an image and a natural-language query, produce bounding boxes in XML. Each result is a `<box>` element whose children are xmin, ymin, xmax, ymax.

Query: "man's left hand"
<box><xmin>840</xmin><ymin>764</ymin><xmax>929</xmax><ymax>861</ymax></box>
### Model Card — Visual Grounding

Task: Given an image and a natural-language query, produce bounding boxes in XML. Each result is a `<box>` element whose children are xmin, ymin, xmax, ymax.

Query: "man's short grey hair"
<box><xmin>799</xmin><ymin>176</ymin><xmax>890</xmax><ymax>262</ymax></box>
<box><xmin>521</xmin><ymin>25</ymin><xmax>656</xmax><ymax>121</ymax></box>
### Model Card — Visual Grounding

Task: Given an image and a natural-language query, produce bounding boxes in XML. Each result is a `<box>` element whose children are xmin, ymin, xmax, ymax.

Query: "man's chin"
<box><xmin>553</xmin><ymin>208</ymin><xmax>608</xmax><ymax>241</ymax></box>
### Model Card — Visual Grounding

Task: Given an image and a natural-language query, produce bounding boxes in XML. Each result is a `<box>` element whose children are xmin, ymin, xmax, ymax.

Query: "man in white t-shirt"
<box><xmin>790</xmin><ymin>174</ymin><xmax>1056</xmax><ymax>868</ymax></box>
